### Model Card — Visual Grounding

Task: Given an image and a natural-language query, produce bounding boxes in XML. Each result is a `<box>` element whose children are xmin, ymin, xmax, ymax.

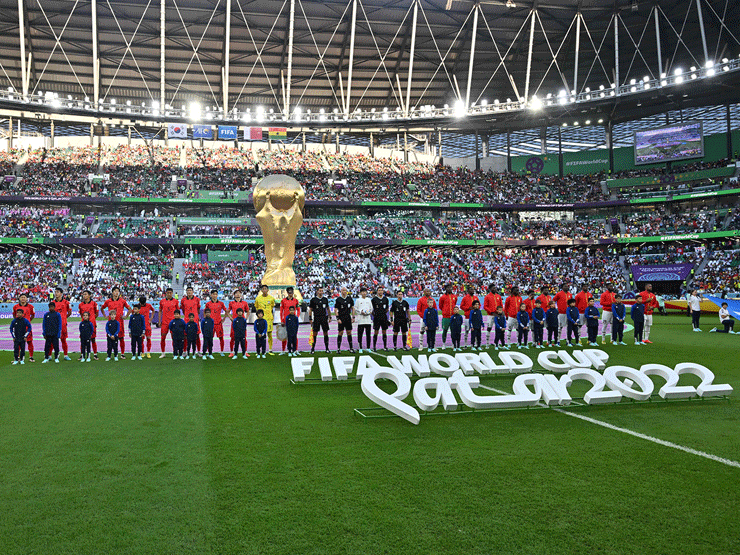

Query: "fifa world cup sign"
<box><xmin>253</xmin><ymin>174</ymin><xmax>305</xmax><ymax>287</ymax></box>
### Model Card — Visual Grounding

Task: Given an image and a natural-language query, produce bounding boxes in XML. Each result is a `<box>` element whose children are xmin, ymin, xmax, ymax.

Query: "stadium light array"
<box><xmin>453</xmin><ymin>100</ymin><xmax>466</xmax><ymax>118</ymax></box>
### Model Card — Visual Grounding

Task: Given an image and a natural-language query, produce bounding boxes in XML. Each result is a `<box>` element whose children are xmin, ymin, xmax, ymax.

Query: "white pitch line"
<box><xmin>477</xmin><ymin>384</ymin><xmax>740</xmax><ymax>469</ymax></box>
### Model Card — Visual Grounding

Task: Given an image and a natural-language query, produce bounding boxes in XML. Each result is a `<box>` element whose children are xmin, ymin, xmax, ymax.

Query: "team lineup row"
<box><xmin>6</xmin><ymin>281</ymin><xmax>665</xmax><ymax>363</ymax></box>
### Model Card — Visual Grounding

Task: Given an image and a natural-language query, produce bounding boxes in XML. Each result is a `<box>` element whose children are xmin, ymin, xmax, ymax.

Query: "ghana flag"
<box><xmin>268</xmin><ymin>127</ymin><xmax>287</xmax><ymax>141</ymax></box>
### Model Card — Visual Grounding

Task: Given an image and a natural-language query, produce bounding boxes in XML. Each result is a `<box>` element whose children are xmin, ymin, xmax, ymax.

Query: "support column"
<box><xmin>558</xmin><ymin>126</ymin><xmax>563</xmax><ymax>177</ymax></box>
<box><xmin>8</xmin><ymin>117</ymin><xmax>12</xmax><ymax>150</ymax></box>
<box><xmin>285</xmin><ymin>0</ymin><xmax>296</xmax><ymax>119</ymax></box>
<box><xmin>573</xmin><ymin>13</ymin><xmax>580</xmax><ymax>94</ymax></box>
<box><xmin>540</xmin><ymin>126</ymin><xmax>547</xmax><ymax>154</ymax></box>
<box><xmin>370</xmin><ymin>132</ymin><xmax>374</xmax><ymax>158</ymax></box>
<box><xmin>92</xmin><ymin>0</ymin><xmax>99</xmax><ymax>106</ymax></box>
<box><xmin>223</xmin><ymin>0</ymin><xmax>232</xmax><ymax>113</ymax></box>
<box><xmin>128</xmin><ymin>125</ymin><xmax>132</xmax><ymax>146</ymax></box>
<box><xmin>654</xmin><ymin>7</ymin><xmax>663</xmax><ymax>78</ymax></box>
<box><xmin>438</xmin><ymin>128</ymin><xmax>443</xmax><ymax>164</ymax></box>
<box><xmin>727</xmin><ymin>105</ymin><xmax>733</xmax><ymax>160</ymax></box>
<box><xmin>695</xmin><ymin>0</ymin><xmax>709</xmax><ymax>64</ymax></box>
<box><xmin>524</xmin><ymin>10</ymin><xmax>536</xmax><ymax>103</ymax></box>
<box><xmin>404</xmin><ymin>131</ymin><xmax>408</xmax><ymax>163</ymax></box>
<box><xmin>405</xmin><ymin>0</ymin><xmax>418</xmax><ymax>117</ymax></box>
<box><xmin>90</xmin><ymin>123</ymin><xmax>94</xmax><ymax>147</ymax></box>
<box><xmin>466</xmin><ymin>3</ymin><xmax>479</xmax><ymax>108</ymax></box>
<box><xmin>161</xmin><ymin>0</ymin><xmax>166</xmax><ymax>107</ymax></box>
<box><xmin>18</xmin><ymin>0</ymin><xmax>27</xmax><ymax>98</ymax></box>
<box><xmin>614</xmin><ymin>14</ymin><xmax>620</xmax><ymax>91</ymax></box>
<box><xmin>50</xmin><ymin>120</ymin><xmax>55</xmax><ymax>148</ymax></box>
<box><xmin>482</xmin><ymin>134</ymin><xmax>488</xmax><ymax>158</ymax></box>
<box><xmin>506</xmin><ymin>129</ymin><xmax>512</xmax><ymax>172</ymax></box>
<box><xmin>475</xmin><ymin>130</ymin><xmax>480</xmax><ymax>171</ymax></box>
<box><xmin>336</xmin><ymin>132</ymin><xmax>340</xmax><ymax>154</ymax></box>
<box><xmin>345</xmin><ymin>0</ymin><xmax>358</xmax><ymax>118</ymax></box>
<box><xmin>608</xmin><ymin>124</ymin><xmax>614</xmax><ymax>175</ymax></box>
<box><xmin>302</xmin><ymin>130</ymin><xmax>306</xmax><ymax>152</ymax></box>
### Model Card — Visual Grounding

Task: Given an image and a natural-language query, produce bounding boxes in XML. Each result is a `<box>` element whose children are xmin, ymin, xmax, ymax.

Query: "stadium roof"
<box><xmin>0</xmin><ymin>0</ymin><xmax>739</xmax><ymax>132</ymax></box>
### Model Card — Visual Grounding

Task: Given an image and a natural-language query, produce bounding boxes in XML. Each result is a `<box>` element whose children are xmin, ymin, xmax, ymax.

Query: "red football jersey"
<box><xmin>439</xmin><ymin>293</ymin><xmax>459</xmax><ymax>319</ymax></box>
<box><xmin>205</xmin><ymin>300</ymin><xmax>227</xmax><ymax>325</ymax></box>
<box><xmin>53</xmin><ymin>298</ymin><xmax>72</xmax><ymax>327</ymax></box>
<box><xmin>639</xmin><ymin>291</ymin><xmax>658</xmax><ymax>315</ymax></box>
<box><xmin>159</xmin><ymin>298</ymin><xmax>179</xmax><ymax>324</ymax></box>
<box><xmin>483</xmin><ymin>293</ymin><xmax>502</xmax><ymax>314</ymax></box>
<box><xmin>574</xmin><ymin>291</ymin><xmax>593</xmax><ymax>313</ymax></box>
<box><xmin>504</xmin><ymin>295</ymin><xmax>522</xmax><ymax>318</ymax></box>
<box><xmin>553</xmin><ymin>291</ymin><xmax>572</xmax><ymax>314</ymax></box>
<box><xmin>78</xmin><ymin>300</ymin><xmax>99</xmax><ymax>323</ymax></box>
<box><xmin>459</xmin><ymin>295</ymin><xmax>480</xmax><ymax>318</ymax></box>
<box><xmin>12</xmin><ymin>303</ymin><xmax>35</xmax><ymax>322</ymax></box>
<box><xmin>416</xmin><ymin>296</ymin><xmax>437</xmax><ymax>318</ymax></box>
<box><xmin>537</xmin><ymin>294</ymin><xmax>552</xmax><ymax>309</ymax></box>
<box><xmin>181</xmin><ymin>296</ymin><xmax>201</xmax><ymax>320</ymax></box>
<box><xmin>102</xmin><ymin>297</ymin><xmax>130</xmax><ymax>322</ymax></box>
<box><xmin>279</xmin><ymin>298</ymin><xmax>300</xmax><ymax>323</ymax></box>
<box><xmin>229</xmin><ymin>300</ymin><xmax>250</xmax><ymax>319</ymax></box>
<box><xmin>139</xmin><ymin>303</ymin><xmax>155</xmax><ymax>328</ymax></box>
<box><xmin>599</xmin><ymin>291</ymin><xmax>615</xmax><ymax>312</ymax></box>
<box><xmin>524</xmin><ymin>298</ymin><xmax>536</xmax><ymax>315</ymax></box>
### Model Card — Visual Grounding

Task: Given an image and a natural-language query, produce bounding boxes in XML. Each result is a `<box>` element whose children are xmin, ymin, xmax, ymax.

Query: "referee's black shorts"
<box><xmin>337</xmin><ymin>317</ymin><xmax>353</xmax><ymax>332</ymax></box>
<box><xmin>373</xmin><ymin>315</ymin><xmax>389</xmax><ymax>331</ymax></box>
<box><xmin>393</xmin><ymin>320</ymin><xmax>408</xmax><ymax>333</ymax></box>
<box><xmin>312</xmin><ymin>319</ymin><xmax>329</xmax><ymax>332</ymax></box>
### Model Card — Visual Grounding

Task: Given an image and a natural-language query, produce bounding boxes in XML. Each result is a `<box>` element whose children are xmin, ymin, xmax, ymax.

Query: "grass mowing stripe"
<box><xmin>478</xmin><ymin>383</ymin><xmax>740</xmax><ymax>469</ymax></box>
<box><xmin>0</xmin><ymin>355</ymin><xmax>215</xmax><ymax>554</ymax></box>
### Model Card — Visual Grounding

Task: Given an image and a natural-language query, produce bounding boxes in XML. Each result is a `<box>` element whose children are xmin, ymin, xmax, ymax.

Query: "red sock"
<box><xmin>219</xmin><ymin>336</ymin><xmax>224</xmax><ymax>351</ymax></box>
<box><xmin>161</xmin><ymin>336</ymin><xmax>166</xmax><ymax>352</ymax></box>
<box><xmin>119</xmin><ymin>337</ymin><xmax>125</xmax><ymax>354</ymax></box>
<box><xmin>196</xmin><ymin>337</ymin><xmax>201</xmax><ymax>350</ymax></box>
<box><xmin>282</xmin><ymin>340</ymin><xmax>287</xmax><ymax>352</ymax></box>
<box><xmin>92</xmin><ymin>339</ymin><xmax>98</xmax><ymax>354</ymax></box>
<box><xmin>28</xmin><ymin>339</ymin><xmax>34</xmax><ymax>357</ymax></box>
<box><xmin>183</xmin><ymin>338</ymin><xmax>188</xmax><ymax>352</ymax></box>
<box><xmin>230</xmin><ymin>337</ymin><xmax>235</xmax><ymax>351</ymax></box>
<box><xmin>146</xmin><ymin>336</ymin><xmax>152</xmax><ymax>352</ymax></box>
<box><xmin>61</xmin><ymin>338</ymin><xmax>68</xmax><ymax>356</ymax></box>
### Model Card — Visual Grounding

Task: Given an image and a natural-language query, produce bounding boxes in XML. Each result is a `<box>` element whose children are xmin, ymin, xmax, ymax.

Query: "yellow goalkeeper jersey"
<box><xmin>254</xmin><ymin>294</ymin><xmax>276</xmax><ymax>320</ymax></box>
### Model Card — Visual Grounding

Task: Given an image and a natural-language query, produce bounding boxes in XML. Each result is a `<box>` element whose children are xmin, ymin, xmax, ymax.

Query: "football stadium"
<box><xmin>0</xmin><ymin>0</ymin><xmax>739</xmax><ymax>552</ymax></box>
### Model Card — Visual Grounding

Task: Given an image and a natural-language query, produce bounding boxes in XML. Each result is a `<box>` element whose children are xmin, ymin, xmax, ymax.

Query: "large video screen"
<box><xmin>633</xmin><ymin>121</ymin><xmax>704</xmax><ymax>166</ymax></box>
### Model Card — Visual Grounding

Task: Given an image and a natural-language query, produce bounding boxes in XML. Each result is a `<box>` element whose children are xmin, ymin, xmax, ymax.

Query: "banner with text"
<box><xmin>630</xmin><ymin>263</ymin><xmax>694</xmax><ymax>282</ymax></box>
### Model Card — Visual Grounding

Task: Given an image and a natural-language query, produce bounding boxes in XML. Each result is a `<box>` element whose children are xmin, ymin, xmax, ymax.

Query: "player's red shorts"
<box><xmin>116</xmin><ymin>319</ymin><xmax>125</xmax><ymax>338</ymax></box>
<box><xmin>214</xmin><ymin>322</ymin><xmax>224</xmax><ymax>338</ymax></box>
<box><xmin>90</xmin><ymin>323</ymin><xmax>97</xmax><ymax>339</ymax></box>
<box><xmin>61</xmin><ymin>328</ymin><xmax>68</xmax><ymax>341</ymax></box>
<box><xmin>25</xmin><ymin>331</ymin><xmax>33</xmax><ymax>342</ymax></box>
<box><xmin>161</xmin><ymin>321</ymin><xmax>171</xmax><ymax>336</ymax></box>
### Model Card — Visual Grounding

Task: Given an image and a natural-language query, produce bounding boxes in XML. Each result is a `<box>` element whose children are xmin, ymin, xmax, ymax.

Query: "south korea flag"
<box><xmin>167</xmin><ymin>124</ymin><xmax>188</xmax><ymax>138</ymax></box>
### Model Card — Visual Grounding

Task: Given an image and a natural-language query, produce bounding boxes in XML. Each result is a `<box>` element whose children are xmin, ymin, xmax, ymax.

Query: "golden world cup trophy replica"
<box><xmin>253</xmin><ymin>174</ymin><xmax>305</xmax><ymax>302</ymax></box>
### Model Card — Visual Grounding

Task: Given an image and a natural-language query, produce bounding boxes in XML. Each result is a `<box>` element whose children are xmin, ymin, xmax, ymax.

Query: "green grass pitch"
<box><xmin>1</xmin><ymin>315</ymin><xmax>739</xmax><ymax>554</ymax></box>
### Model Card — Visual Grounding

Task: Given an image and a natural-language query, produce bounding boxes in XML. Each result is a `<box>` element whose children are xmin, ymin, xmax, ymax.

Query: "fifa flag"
<box><xmin>706</xmin><ymin>295</ymin><xmax>740</xmax><ymax>320</ymax></box>
<box><xmin>268</xmin><ymin>127</ymin><xmax>287</xmax><ymax>141</ymax></box>
<box><xmin>193</xmin><ymin>124</ymin><xmax>213</xmax><ymax>139</ymax></box>
<box><xmin>167</xmin><ymin>123</ymin><xmax>188</xmax><ymax>138</ymax></box>
<box><xmin>218</xmin><ymin>125</ymin><xmax>238</xmax><ymax>140</ymax></box>
<box><xmin>245</xmin><ymin>127</ymin><xmax>263</xmax><ymax>141</ymax></box>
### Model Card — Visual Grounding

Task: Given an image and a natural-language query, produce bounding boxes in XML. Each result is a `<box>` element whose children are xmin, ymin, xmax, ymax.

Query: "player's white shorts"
<box><xmin>464</xmin><ymin>319</ymin><xmax>472</xmax><ymax>331</ymax></box>
<box><xmin>487</xmin><ymin>315</ymin><xmax>496</xmax><ymax>330</ymax></box>
<box><xmin>558</xmin><ymin>314</ymin><xmax>567</xmax><ymax>328</ymax></box>
<box><xmin>578</xmin><ymin>314</ymin><xmax>586</xmax><ymax>326</ymax></box>
<box><xmin>601</xmin><ymin>311</ymin><xmax>613</xmax><ymax>326</ymax></box>
<box><xmin>419</xmin><ymin>321</ymin><xmax>426</xmax><ymax>333</ymax></box>
<box><xmin>645</xmin><ymin>314</ymin><xmax>653</xmax><ymax>327</ymax></box>
<box><xmin>506</xmin><ymin>316</ymin><xmax>518</xmax><ymax>331</ymax></box>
